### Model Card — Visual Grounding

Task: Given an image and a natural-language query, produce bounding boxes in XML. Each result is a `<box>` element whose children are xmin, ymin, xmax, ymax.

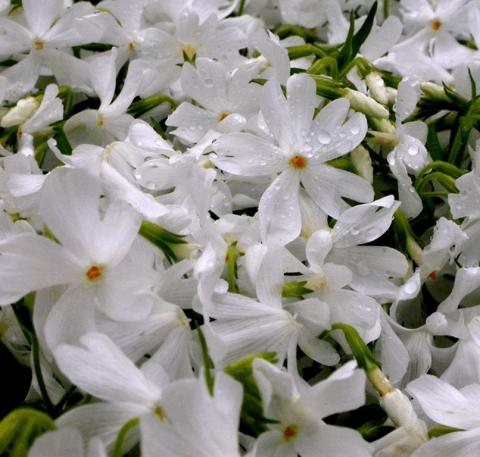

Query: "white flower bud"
<box><xmin>376</xmin><ymin>390</ymin><xmax>429</xmax><ymax>457</ymax></box>
<box><xmin>0</xmin><ymin>96</ymin><xmax>40</xmax><ymax>128</ymax></box>
<box><xmin>366</xmin><ymin>72</ymin><xmax>389</xmax><ymax>105</ymax></box>
<box><xmin>381</xmin><ymin>389</ymin><xmax>419</xmax><ymax>429</ymax></box>
<box><xmin>351</xmin><ymin>145</ymin><xmax>373</xmax><ymax>184</ymax></box>
<box><xmin>343</xmin><ymin>88</ymin><xmax>390</xmax><ymax>119</ymax></box>
<box><xmin>420</xmin><ymin>82</ymin><xmax>449</xmax><ymax>102</ymax></box>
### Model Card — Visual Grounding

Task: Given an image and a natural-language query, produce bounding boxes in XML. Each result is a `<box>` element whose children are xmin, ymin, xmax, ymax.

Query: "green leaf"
<box><xmin>34</xmin><ymin>142</ymin><xmax>48</xmax><ymax>169</ymax></box>
<box><xmin>425</xmin><ymin>123</ymin><xmax>444</xmax><ymax>161</ymax></box>
<box><xmin>224</xmin><ymin>353</ymin><xmax>278</xmax><ymax>436</ymax></box>
<box><xmin>53</xmin><ymin>125</ymin><xmax>72</xmax><ymax>156</ymax></box>
<box><xmin>337</xmin><ymin>2</ymin><xmax>378</xmax><ymax>73</ymax></box>
<box><xmin>468</xmin><ymin>67</ymin><xmax>477</xmax><ymax>99</ymax></box>
<box><xmin>428</xmin><ymin>424</ymin><xmax>462</xmax><ymax>438</ymax></box>
<box><xmin>57</xmin><ymin>85</ymin><xmax>75</xmax><ymax>117</ymax></box>
<box><xmin>0</xmin><ymin>408</ymin><xmax>56</xmax><ymax>457</ymax></box>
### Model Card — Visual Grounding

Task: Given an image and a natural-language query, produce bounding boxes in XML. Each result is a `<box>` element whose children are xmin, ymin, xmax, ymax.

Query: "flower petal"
<box><xmin>212</xmin><ymin>132</ymin><xmax>284</xmax><ymax>176</ymax></box>
<box><xmin>54</xmin><ymin>332</ymin><xmax>160</xmax><ymax>405</ymax></box>
<box><xmin>259</xmin><ymin>169</ymin><xmax>301</xmax><ymax>245</ymax></box>
<box><xmin>0</xmin><ymin>233</ymin><xmax>81</xmax><ymax>304</ymax></box>
<box><xmin>39</xmin><ymin>167</ymin><xmax>102</xmax><ymax>262</ymax></box>
<box><xmin>23</xmin><ymin>0</ymin><xmax>63</xmax><ymax>37</ymax></box>
<box><xmin>407</xmin><ymin>375</ymin><xmax>480</xmax><ymax>429</ymax></box>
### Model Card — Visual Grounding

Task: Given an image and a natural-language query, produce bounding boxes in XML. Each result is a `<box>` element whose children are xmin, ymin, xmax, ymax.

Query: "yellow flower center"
<box><xmin>182</xmin><ymin>44</ymin><xmax>197</xmax><ymax>61</ymax></box>
<box><xmin>33</xmin><ymin>39</ymin><xmax>44</xmax><ymax>50</ymax></box>
<box><xmin>153</xmin><ymin>403</ymin><xmax>167</xmax><ymax>421</ymax></box>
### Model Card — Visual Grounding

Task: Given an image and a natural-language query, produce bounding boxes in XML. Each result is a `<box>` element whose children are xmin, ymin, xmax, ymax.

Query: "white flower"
<box><xmin>213</xmin><ymin>73</ymin><xmax>373</xmax><ymax>245</ymax></box>
<box><xmin>0</xmin><ymin>168</ymin><xmax>155</xmax><ymax>322</ymax></box>
<box><xmin>55</xmin><ymin>332</ymin><xmax>168</xmax><ymax>447</ymax></box>
<box><xmin>140</xmin><ymin>372</ymin><xmax>243</xmax><ymax>457</ymax></box>
<box><xmin>252</xmin><ymin>359</ymin><xmax>372</xmax><ymax>457</ymax></box>
<box><xmin>166</xmin><ymin>57</ymin><xmax>261</xmax><ymax>144</ymax></box>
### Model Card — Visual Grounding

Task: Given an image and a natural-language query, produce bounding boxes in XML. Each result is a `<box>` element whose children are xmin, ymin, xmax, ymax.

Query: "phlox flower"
<box><xmin>252</xmin><ymin>359</ymin><xmax>372</xmax><ymax>457</ymax></box>
<box><xmin>213</xmin><ymin>73</ymin><xmax>373</xmax><ymax>246</ymax></box>
<box><xmin>0</xmin><ymin>167</ymin><xmax>156</xmax><ymax>322</ymax></box>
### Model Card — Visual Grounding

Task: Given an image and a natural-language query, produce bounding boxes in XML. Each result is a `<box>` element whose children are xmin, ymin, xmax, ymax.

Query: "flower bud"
<box><xmin>343</xmin><ymin>88</ymin><xmax>390</xmax><ymax>119</ymax></box>
<box><xmin>365</xmin><ymin>72</ymin><xmax>389</xmax><ymax>105</ymax></box>
<box><xmin>351</xmin><ymin>145</ymin><xmax>373</xmax><ymax>184</ymax></box>
<box><xmin>1</xmin><ymin>96</ymin><xmax>40</xmax><ymax>128</ymax></box>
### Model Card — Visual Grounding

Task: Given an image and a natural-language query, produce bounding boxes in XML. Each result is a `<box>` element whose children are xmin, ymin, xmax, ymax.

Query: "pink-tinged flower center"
<box><xmin>431</xmin><ymin>19</ymin><xmax>442</xmax><ymax>32</ymax></box>
<box><xmin>283</xmin><ymin>424</ymin><xmax>298</xmax><ymax>441</ymax></box>
<box><xmin>289</xmin><ymin>154</ymin><xmax>308</xmax><ymax>170</ymax></box>
<box><xmin>85</xmin><ymin>265</ymin><xmax>104</xmax><ymax>282</ymax></box>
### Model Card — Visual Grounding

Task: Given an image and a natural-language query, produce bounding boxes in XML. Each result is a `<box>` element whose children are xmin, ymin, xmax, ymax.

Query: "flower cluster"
<box><xmin>1</xmin><ymin>1</ymin><xmax>480</xmax><ymax>456</ymax></box>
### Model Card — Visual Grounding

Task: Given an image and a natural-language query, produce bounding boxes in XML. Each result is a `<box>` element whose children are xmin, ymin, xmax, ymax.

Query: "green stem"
<box><xmin>226</xmin><ymin>243</ymin><xmax>241</xmax><ymax>293</ymax></box>
<box><xmin>128</xmin><ymin>94</ymin><xmax>178</xmax><ymax>118</ymax></box>
<box><xmin>196</xmin><ymin>325</ymin><xmax>214</xmax><ymax>395</ymax></box>
<box><xmin>31</xmin><ymin>336</ymin><xmax>54</xmax><ymax>414</ymax></box>
<box><xmin>416</xmin><ymin>172</ymin><xmax>458</xmax><ymax>194</ymax></box>
<box><xmin>237</xmin><ymin>0</ymin><xmax>246</xmax><ymax>16</ymax></box>
<box><xmin>287</xmin><ymin>44</ymin><xmax>327</xmax><ymax>59</ymax></box>
<box><xmin>111</xmin><ymin>417</ymin><xmax>140</xmax><ymax>457</ymax></box>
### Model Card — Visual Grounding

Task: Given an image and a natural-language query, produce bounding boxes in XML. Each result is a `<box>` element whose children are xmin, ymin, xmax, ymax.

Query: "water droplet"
<box><xmin>317</xmin><ymin>130</ymin><xmax>331</xmax><ymax>145</ymax></box>
<box><xmin>204</xmin><ymin>78</ymin><xmax>214</xmax><ymax>87</ymax></box>
<box><xmin>351</xmin><ymin>125</ymin><xmax>360</xmax><ymax>135</ymax></box>
<box><xmin>407</xmin><ymin>145</ymin><xmax>418</xmax><ymax>156</ymax></box>
<box><xmin>351</xmin><ymin>225</ymin><xmax>360</xmax><ymax>235</ymax></box>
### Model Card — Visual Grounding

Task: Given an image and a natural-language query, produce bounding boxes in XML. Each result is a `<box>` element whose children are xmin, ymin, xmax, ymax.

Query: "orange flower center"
<box><xmin>283</xmin><ymin>424</ymin><xmax>298</xmax><ymax>441</ymax></box>
<box><xmin>431</xmin><ymin>19</ymin><xmax>442</xmax><ymax>32</ymax></box>
<box><xmin>428</xmin><ymin>271</ymin><xmax>438</xmax><ymax>280</ymax></box>
<box><xmin>289</xmin><ymin>154</ymin><xmax>308</xmax><ymax>170</ymax></box>
<box><xmin>85</xmin><ymin>265</ymin><xmax>104</xmax><ymax>282</ymax></box>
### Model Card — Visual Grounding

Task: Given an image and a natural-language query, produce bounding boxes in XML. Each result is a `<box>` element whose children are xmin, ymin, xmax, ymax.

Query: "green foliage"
<box><xmin>330</xmin><ymin>323</ymin><xmax>381</xmax><ymax>373</ymax></box>
<box><xmin>224</xmin><ymin>353</ymin><xmax>278</xmax><ymax>437</ymax></box>
<box><xmin>0</xmin><ymin>408</ymin><xmax>56</xmax><ymax>457</ymax></box>
<box><xmin>139</xmin><ymin>221</ymin><xmax>186</xmax><ymax>264</ymax></box>
<box><xmin>337</xmin><ymin>2</ymin><xmax>378</xmax><ymax>75</ymax></box>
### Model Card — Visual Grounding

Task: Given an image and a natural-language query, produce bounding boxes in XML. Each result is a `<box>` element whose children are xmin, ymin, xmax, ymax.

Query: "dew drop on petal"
<box><xmin>317</xmin><ymin>130</ymin><xmax>331</xmax><ymax>145</ymax></box>
<box><xmin>350</xmin><ymin>125</ymin><xmax>361</xmax><ymax>135</ymax></box>
<box><xmin>407</xmin><ymin>145</ymin><xmax>418</xmax><ymax>156</ymax></box>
